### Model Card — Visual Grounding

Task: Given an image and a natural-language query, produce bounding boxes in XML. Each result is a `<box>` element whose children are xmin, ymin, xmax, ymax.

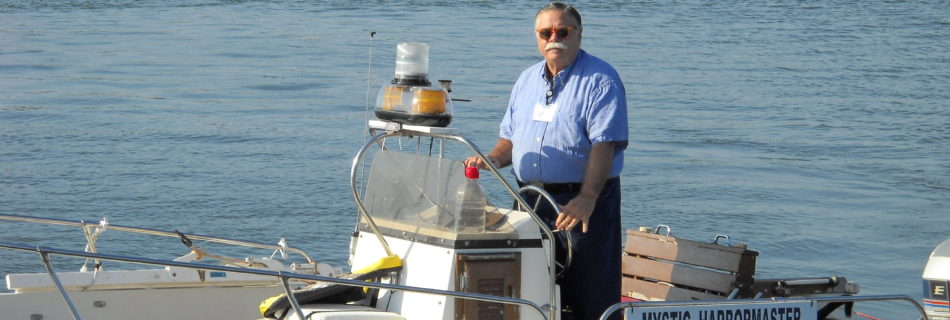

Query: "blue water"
<box><xmin>1</xmin><ymin>1</ymin><xmax>947</xmax><ymax>318</ymax></box>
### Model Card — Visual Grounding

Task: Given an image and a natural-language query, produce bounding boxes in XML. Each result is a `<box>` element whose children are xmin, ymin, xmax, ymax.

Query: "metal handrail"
<box><xmin>38</xmin><ymin>251</ymin><xmax>81</xmax><ymax>319</ymax></box>
<box><xmin>349</xmin><ymin>132</ymin><xmax>398</xmax><ymax>257</ymax></box>
<box><xmin>0</xmin><ymin>213</ymin><xmax>315</xmax><ymax>264</ymax></box>
<box><xmin>0</xmin><ymin>242</ymin><xmax>549</xmax><ymax>320</ymax></box>
<box><xmin>353</xmin><ymin>125</ymin><xmax>563</xmax><ymax>320</ymax></box>
<box><xmin>597</xmin><ymin>295</ymin><xmax>930</xmax><ymax>320</ymax></box>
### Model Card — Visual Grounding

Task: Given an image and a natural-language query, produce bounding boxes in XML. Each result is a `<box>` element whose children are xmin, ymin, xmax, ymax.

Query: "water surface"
<box><xmin>1</xmin><ymin>1</ymin><xmax>947</xmax><ymax>317</ymax></box>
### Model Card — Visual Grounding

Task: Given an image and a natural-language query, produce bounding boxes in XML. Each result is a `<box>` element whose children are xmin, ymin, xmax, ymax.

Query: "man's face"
<box><xmin>535</xmin><ymin>9</ymin><xmax>581</xmax><ymax>71</ymax></box>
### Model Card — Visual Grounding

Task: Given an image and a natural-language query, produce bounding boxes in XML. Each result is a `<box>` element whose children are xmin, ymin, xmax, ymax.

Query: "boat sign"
<box><xmin>627</xmin><ymin>301</ymin><xmax>818</xmax><ymax>320</ymax></box>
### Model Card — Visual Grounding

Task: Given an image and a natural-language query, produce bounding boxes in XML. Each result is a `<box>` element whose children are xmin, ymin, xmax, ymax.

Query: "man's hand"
<box><xmin>554</xmin><ymin>141</ymin><xmax>616</xmax><ymax>233</ymax></box>
<box><xmin>463</xmin><ymin>155</ymin><xmax>499</xmax><ymax>170</ymax></box>
<box><xmin>556</xmin><ymin>192</ymin><xmax>596</xmax><ymax>233</ymax></box>
<box><xmin>464</xmin><ymin>138</ymin><xmax>512</xmax><ymax>170</ymax></box>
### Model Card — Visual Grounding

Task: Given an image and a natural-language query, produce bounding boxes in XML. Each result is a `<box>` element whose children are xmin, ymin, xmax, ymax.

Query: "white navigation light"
<box><xmin>394</xmin><ymin>42</ymin><xmax>429</xmax><ymax>82</ymax></box>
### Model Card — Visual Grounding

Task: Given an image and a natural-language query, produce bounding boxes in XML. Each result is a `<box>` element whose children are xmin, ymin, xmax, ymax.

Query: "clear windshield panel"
<box><xmin>363</xmin><ymin>150</ymin><xmax>483</xmax><ymax>234</ymax></box>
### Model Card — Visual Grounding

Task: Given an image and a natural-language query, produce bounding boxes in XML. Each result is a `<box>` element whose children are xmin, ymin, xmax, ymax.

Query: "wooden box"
<box><xmin>621</xmin><ymin>229</ymin><xmax>758</xmax><ymax>301</ymax></box>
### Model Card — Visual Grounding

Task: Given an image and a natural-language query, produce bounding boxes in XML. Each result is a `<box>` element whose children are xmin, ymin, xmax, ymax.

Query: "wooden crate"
<box><xmin>621</xmin><ymin>229</ymin><xmax>758</xmax><ymax>301</ymax></box>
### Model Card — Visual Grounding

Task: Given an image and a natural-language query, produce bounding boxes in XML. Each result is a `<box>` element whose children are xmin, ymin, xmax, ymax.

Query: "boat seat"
<box><xmin>621</xmin><ymin>228</ymin><xmax>758</xmax><ymax>301</ymax></box>
<box><xmin>283</xmin><ymin>304</ymin><xmax>406</xmax><ymax>320</ymax></box>
<box><xmin>259</xmin><ymin>255</ymin><xmax>402</xmax><ymax>319</ymax></box>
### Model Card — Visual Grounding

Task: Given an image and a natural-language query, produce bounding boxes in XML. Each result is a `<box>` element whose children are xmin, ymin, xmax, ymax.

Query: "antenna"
<box><xmin>363</xmin><ymin>31</ymin><xmax>377</xmax><ymax>143</ymax></box>
<box><xmin>358</xmin><ymin>31</ymin><xmax>377</xmax><ymax>197</ymax></box>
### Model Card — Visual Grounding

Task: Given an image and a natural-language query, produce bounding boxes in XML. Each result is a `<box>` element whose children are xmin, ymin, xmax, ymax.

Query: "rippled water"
<box><xmin>1</xmin><ymin>1</ymin><xmax>947</xmax><ymax>318</ymax></box>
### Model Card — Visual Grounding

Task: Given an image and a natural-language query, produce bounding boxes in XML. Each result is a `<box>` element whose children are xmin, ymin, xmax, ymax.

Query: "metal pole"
<box><xmin>349</xmin><ymin>132</ymin><xmax>396</xmax><ymax>257</ymax></box>
<box><xmin>39</xmin><ymin>250</ymin><xmax>82</xmax><ymax>320</ymax></box>
<box><xmin>279</xmin><ymin>272</ymin><xmax>306</xmax><ymax>320</ymax></box>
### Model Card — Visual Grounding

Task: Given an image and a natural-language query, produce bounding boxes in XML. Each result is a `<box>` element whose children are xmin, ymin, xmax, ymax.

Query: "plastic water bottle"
<box><xmin>456</xmin><ymin>166</ymin><xmax>486</xmax><ymax>233</ymax></box>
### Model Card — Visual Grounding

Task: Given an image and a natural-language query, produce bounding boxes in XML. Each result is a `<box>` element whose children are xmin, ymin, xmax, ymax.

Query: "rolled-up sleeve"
<box><xmin>500</xmin><ymin>96</ymin><xmax>515</xmax><ymax>140</ymax></box>
<box><xmin>586</xmin><ymin>79</ymin><xmax>628</xmax><ymax>150</ymax></box>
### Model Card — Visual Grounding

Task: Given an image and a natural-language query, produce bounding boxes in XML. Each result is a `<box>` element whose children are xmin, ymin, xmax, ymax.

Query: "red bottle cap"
<box><xmin>465</xmin><ymin>166</ymin><xmax>479</xmax><ymax>179</ymax></box>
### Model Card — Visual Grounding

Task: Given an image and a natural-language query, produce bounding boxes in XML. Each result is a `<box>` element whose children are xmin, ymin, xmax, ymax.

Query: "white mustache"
<box><xmin>545</xmin><ymin>42</ymin><xmax>568</xmax><ymax>51</ymax></box>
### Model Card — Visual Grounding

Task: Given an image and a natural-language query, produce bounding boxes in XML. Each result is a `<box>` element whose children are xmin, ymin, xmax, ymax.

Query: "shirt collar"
<box><xmin>537</xmin><ymin>49</ymin><xmax>586</xmax><ymax>83</ymax></box>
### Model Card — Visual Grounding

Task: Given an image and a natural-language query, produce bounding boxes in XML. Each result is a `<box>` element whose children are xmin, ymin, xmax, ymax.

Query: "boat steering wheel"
<box><xmin>517</xmin><ymin>186</ymin><xmax>573</xmax><ymax>279</ymax></box>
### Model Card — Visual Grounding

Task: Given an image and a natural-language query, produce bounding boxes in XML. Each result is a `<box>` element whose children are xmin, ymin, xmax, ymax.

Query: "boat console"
<box><xmin>343</xmin><ymin>119</ymin><xmax>563</xmax><ymax>320</ymax></box>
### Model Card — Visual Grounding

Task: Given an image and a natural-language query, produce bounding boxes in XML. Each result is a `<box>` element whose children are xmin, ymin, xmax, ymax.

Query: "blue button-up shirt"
<box><xmin>500</xmin><ymin>50</ymin><xmax>628</xmax><ymax>183</ymax></box>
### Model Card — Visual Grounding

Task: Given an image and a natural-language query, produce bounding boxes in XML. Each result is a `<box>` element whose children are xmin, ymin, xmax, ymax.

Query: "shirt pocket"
<box><xmin>551</xmin><ymin>102</ymin><xmax>589</xmax><ymax>154</ymax></box>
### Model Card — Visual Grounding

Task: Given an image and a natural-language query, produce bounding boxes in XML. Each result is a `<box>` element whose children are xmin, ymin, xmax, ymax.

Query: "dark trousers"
<box><xmin>521</xmin><ymin>178</ymin><xmax>622</xmax><ymax>320</ymax></box>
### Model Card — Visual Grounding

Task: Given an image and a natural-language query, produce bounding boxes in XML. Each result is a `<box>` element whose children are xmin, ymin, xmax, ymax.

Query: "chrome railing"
<box><xmin>0</xmin><ymin>213</ymin><xmax>315</xmax><ymax>265</ymax></box>
<box><xmin>0</xmin><ymin>242</ymin><xmax>549</xmax><ymax>320</ymax></box>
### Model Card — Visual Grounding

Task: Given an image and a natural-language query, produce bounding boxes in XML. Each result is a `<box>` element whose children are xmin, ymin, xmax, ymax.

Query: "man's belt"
<box><xmin>517</xmin><ymin>177</ymin><xmax>618</xmax><ymax>194</ymax></box>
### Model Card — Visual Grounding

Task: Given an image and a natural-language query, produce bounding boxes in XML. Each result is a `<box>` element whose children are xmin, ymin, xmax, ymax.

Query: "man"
<box><xmin>464</xmin><ymin>2</ymin><xmax>628</xmax><ymax>319</ymax></box>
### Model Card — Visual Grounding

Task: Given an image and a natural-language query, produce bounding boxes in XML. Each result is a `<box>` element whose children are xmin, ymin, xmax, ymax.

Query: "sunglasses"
<box><xmin>537</xmin><ymin>27</ymin><xmax>574</xmax><ymax>40</ymax></box>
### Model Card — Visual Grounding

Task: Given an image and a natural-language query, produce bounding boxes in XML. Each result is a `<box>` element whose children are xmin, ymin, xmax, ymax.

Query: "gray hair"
<box><xmin>536</xmin><ymin>2</ymin><xmax>583</xmax><ymax>31</ymax></box>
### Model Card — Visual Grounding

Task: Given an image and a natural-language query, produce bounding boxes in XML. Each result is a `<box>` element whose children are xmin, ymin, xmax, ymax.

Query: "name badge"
<box><xmin>532</xmin><ymin>102</ymin><xmax>558</xmax><ymax>123</ymax></box>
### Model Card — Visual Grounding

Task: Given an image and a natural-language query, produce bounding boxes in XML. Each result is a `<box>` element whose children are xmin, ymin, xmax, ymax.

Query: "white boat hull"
<box><xmin>0</xmin><ymin>285</ymin><xmax>282</xmax><ymax>320</ymax></box>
